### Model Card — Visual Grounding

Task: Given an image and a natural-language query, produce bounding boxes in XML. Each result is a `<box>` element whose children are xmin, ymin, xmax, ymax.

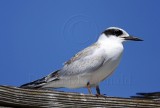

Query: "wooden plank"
<box><xmin>0</xmin><ymin>85</ymin><xmax>159</xmax><ymax>108</ymax></box>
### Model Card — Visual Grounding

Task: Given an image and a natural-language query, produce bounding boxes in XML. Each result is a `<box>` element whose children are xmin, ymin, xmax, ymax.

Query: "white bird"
<box><xmin>20</xmin><ymin>27</ymin><xmax>143</xmax><ymax>96</ymax></box>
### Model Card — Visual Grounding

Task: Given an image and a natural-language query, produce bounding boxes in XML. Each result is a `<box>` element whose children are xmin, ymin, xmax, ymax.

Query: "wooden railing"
<box><xmin>0</xmin><ymin>85</ymin><xmax>159</xmax><ymax>108</ymax></box>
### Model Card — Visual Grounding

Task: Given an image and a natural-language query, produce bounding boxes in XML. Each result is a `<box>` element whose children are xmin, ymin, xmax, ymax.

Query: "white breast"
<box><xmin>89</xmin><ymin>37</ymin><xmax>124</xmax><ymax>86</ymax></box>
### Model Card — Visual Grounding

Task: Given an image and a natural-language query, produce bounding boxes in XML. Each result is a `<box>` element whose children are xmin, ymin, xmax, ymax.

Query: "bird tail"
<box><xmin>20</xmin><ymin>76</ymin><xmax>46</xmax><ymax>89</ymax></box>
<box><xmin>20</xmin><ymin>70</ymin><xmax>60</xmax><ymax>89</ymax></box>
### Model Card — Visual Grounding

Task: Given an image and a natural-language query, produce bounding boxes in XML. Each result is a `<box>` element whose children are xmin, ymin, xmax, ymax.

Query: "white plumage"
<box><xmin>20</xmin><ymin>27</ymin><xmax>143</xmax><ymax>95</ymax></box>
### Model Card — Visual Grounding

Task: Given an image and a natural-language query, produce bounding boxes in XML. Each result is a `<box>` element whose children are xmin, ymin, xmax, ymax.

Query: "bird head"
<box><xmin>102</xmin><ymin>27</ymin><xmax>143</xmax><ymax>43</ymax></box>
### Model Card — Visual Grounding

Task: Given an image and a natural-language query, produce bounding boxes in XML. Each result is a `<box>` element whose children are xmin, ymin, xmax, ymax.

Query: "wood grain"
<box><xmin>0</xmin><ymin>85</ymin><xmax>159</xmax><ymax>108</ymax></box>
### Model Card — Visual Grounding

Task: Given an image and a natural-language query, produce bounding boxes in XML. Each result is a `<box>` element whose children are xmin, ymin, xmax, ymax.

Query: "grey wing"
<box><xmin>58</xmin><ymin>43</ymin><xmax>106</xmax><ymax>76</ymax></box>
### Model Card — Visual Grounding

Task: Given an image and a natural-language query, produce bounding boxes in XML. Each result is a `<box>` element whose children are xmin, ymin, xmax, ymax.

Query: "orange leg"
<box><xmin>87</xmin><ymin>82</ymin><xmax>92</xmax><ymax>94</ymax></box>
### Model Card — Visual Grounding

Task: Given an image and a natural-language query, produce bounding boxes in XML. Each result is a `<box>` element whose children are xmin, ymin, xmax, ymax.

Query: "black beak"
<box><xmin>124</xmin><ymin>36</ymin><xmax>143</xmax><ymax>41</ymax></box>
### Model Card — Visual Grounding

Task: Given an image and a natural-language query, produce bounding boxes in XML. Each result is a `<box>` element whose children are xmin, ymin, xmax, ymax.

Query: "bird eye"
<box><xmin>114</xmin><ymin>30</ymin><xmax>123</xmax><ymax>36</ymax></box>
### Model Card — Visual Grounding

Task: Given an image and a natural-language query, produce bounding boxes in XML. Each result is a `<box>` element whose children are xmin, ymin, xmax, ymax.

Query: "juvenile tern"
<box><xmin>20</xmin><ymin>27</ymin><xmax>143</xmax><ymax>95</ymax></box>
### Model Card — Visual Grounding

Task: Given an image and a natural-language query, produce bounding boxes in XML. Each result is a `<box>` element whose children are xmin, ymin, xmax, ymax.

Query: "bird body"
<box><xmin>43</xmin><ymin>36</ymin><xmax>123</xmax><ymax>88</ymax></box>
<box><xmin>20</xmin><ymin>27</ymin><xmax>142</xmax><ymax>95</ymax></box>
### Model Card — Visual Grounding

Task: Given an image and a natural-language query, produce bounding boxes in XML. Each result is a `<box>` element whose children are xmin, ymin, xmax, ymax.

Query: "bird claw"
<box><xmin>95</xmin><ymin>94</ymin><xmax>107</xmax><ymax>98</ymax></box>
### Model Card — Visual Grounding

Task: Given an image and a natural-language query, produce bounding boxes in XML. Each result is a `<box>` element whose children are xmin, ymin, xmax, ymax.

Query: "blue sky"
<box><xmin>0</xmin><ymin>0</ymin><xmax>160</xmax><ymax>97</ymax></box>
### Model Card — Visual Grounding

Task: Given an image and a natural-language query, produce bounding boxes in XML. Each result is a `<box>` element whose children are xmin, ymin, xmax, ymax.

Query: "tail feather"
<box><xmin>20</xmin><ymin>77</ymin><xmax>46</xmax><ymax>89</ymax></box>
<box><xmin>20</xmin><ymin>70</ymin><xmax>60</xmax><ymax>89</ymax></box>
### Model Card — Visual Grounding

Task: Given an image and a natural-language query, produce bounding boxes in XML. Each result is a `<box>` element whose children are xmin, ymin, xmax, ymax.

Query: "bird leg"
<box><xmin>96</xmin><ymin>85</ymin><xmax>101</xmax><ymax>95</ymax></box>
<box><xmin>96</xmin><ymin>85</ymin><xmax>107</xmax><ymax>98</ymax></box>
<box><xmin>87</xmin><ymin>82</ymin><xmax>92</xmax><ymax>94</ymax></box>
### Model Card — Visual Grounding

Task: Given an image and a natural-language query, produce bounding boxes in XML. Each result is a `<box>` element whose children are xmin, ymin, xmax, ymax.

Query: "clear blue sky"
<box><xmin>0</xmin><ymin>0</ymin><xmax>159</xmax><ymax>97</ymax></box>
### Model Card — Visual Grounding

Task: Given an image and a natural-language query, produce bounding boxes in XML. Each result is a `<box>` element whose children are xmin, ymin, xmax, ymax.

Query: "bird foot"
<box><xmin>95</xmin><ymin>94</ymin><xmax>107</xmax><ymax>98</ymax></box>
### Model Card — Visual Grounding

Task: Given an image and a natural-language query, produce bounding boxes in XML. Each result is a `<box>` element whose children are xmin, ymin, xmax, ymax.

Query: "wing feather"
<box><xmin>59</xmin><ymin>43</ymin><xmax>106</xmax><ymax>76</ymax></box>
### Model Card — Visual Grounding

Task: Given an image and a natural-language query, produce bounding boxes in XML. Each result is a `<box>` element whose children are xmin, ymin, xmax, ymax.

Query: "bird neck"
<box><xmin>97</xmin><ymin>34</ymin><xmax>124</xmax><ymax>59</ymax></box>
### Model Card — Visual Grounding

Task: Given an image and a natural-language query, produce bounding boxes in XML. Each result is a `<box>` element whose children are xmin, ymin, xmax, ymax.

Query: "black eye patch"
<box><xmin>103</xmin><ymin>29</ymin><xmax>123</xmax><ymax>36</ymax></box>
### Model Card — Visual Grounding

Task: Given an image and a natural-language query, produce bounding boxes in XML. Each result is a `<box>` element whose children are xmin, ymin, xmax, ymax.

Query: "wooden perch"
<box><xmin>0</xmin><ymin>85</ymin><xmax>159</xmax><ymax>108</ymax></box>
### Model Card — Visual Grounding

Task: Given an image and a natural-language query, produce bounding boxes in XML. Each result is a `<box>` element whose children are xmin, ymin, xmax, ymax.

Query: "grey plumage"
<box><xmin>20</xmin><ymin>43</ymin><xmax>106</xmax><ymax>89</ymax></box>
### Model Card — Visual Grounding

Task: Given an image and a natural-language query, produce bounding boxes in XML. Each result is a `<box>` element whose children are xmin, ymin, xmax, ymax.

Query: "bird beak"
<box><xmin>124</xmin><ymin>36</ymin><xmax>143</xmax><ymax>41</ymax></box>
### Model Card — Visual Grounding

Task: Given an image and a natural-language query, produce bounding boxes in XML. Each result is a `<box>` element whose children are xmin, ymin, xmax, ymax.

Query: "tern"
<box><xmin>20</xmin><ymin>27</ymin><xmax>143</xmax><ymax>96</ymax></box>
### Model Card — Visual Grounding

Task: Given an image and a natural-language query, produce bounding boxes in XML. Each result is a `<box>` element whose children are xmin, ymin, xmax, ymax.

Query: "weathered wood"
<box><xmin>0</xmin><ymin>85</ymin><xmax>159</xmax><ymax>108</ymax></box>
